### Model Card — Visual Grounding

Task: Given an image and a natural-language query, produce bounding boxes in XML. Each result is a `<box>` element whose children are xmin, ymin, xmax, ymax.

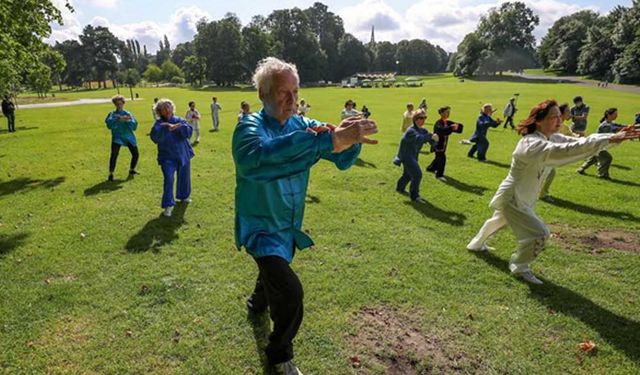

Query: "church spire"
<box><xmin>369</xmin><ymin>25</ymin><xmax>375</xmax><ymax>45</ymax></box>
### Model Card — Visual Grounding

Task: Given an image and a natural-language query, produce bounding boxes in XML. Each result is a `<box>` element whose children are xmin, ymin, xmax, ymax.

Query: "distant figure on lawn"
<box><xmin>401</xmin><ymin>103</ymin><xmax>415</xmax><ymax>132</ymax></box>
<box><xmin>394</xmin><ymin>109</ymin><xmax>438</xmax><ymax>203</ymax></box>
<box><xmin>418</xmin><ymin>97</ymin><xmax>427</xmax><ymax>111</ymax></box>
<box><xmin>361</xmin><ymin>105</ymin><xmax>371</xmax><ymax>119</ymax></box>
<box><xmin>467</xmin><ymin>99</ymin><xmax>638</xmax><ymax>285</ymax></box>
<box><xmin>2</xmin><ymin>95</ymin><xmax>16</xmax><ymax>133</ymax></box>
<box><xmin>341</xmin><ymin>99</ymin><xmax>360</xmax><ymax>119</ymax></box>
<box><xmin>426</xmin><ymin>106</ymin><xmax>463</xmax><ymax>181</ymax></box>
<box><xmin>105</xmin><ymin>95</ymin><xmax>139</xmax><ymax>181</ymax></box>
<box><xmin>467</xmin><ymin>103</ymin><xmax>502</xmax><ymax>161</ymax></box>
<box><xmin>210</xmin><ymin>96</ymin><xmax>222</xmax><ymax>131</ymax></box>
<box><xmin>233</xmin><ymin>57</ymin><xmax>378</xmax><ymax>375</ymax></box>
<box><xmin>152</xmin><ymin>98</ymin><xmax>159</xmax><ymax>121</ymax></box>
<box><xmin>297</xmin><ymin>99</ymin><xmax>310</xmax><ymax>116</ymax></box>
<box><xmin>570</xmin><ymin>95</ymin><xmax>589</xmax><ymax>137</ymax></box>
<box><xmin>503</xmin><ymin>97</ymin><xmax>517</xmax><ymax>129</ymax></box>
<box><xmin>185</xmin><ymin>101</ymin><xmax>201</xmax><ymax>144</ymax></box>
<box><xmin>237</xmin><ymin>101</ymin><xmax>251</xmax><ymax>122</ymax></box>
<box><xmin>577</xmin><ymin>107</ymin><xmax>628</xmax><ymax>179</ymax></box>
<box><xmin>150</xmin><ymin>99</ymin><xmax>194</xmax><ymax>217</ymax></box>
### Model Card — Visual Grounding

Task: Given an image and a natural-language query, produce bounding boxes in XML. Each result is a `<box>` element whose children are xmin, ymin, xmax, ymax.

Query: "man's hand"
<box><xmin>432</xmin><ymin>133</ymin><xmax>439</xmax><ymax>143</ymax></box>
<box><xmin>331</xmin><ymin>117</ymin><xmax>378</xmax><ymax>153</ymax></box>
<box><xmin>118</xmin><ymin>115</ymin><xmax>131</xmax><ymax>122</ymax></box>
<box><xmin>161</xmin><ymin>122</ymin><xmax>181</xmax><ymax>131</ymax></box>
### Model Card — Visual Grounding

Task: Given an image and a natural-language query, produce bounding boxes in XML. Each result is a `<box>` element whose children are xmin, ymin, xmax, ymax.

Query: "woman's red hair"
<box><xmin>516</xmin><ymin>99</ymin><xmax>559</xmax><ymax>135</ymax></box>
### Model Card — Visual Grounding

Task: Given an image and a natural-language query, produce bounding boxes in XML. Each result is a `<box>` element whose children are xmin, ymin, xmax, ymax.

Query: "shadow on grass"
<box><xmin>84</xmin><ymin>178</ymin><xmax>131</xmax><ymax>196</ymax></box>
<box><xmin>582</xmin><ymin>174</ymin><xmax>640</xmax><ymax>188</ymax></box>
<box><xmin>611</xmin><ymin>164</ymin><xmax>631</xmax><ymax>171</ymax></box>
<box><xmin>247</xmin><ymin>310</ymin><xmax>272</xmax><ymax>375</ymax></box>
<box><xmin>125</xmin><ymin>203</ymin><xmax>188</xmax><ymax>252</ymax></box>
<box><xmin>0</xmin><ymin>232</ymin><xmax>29</xmax><ymax>257</ymax></box>
<box><xmin>0</xmin><ymin>126</ymin><xmax>40</xmax><ymax>134</ymax></box>
<box><xmin>440</xmin><ymin>176</ymin><xmax>488</xmax><ymax>196</ymax></box>
<box><xmin>305</xmin><ymin>194</ymin><xmax>321</xmax><ymax>204</ymax></box>
<box><xmin>473</xmin><ymin>251</ymin><xmax>640</xmax><ymax>363</ymax></box>
<box><xmin>543</xmin><ymin>196</ymin><xmax>640</xmax><ymax>223</ymax></box>
<box><xmin>354</xmin><ymin>158</ymin><xmax>377</xmax><ymax>168</ymax></box>
<box><xmin>404</xmin><ymin>200</ymin><xmax>466</xmax><ymax>226</ymax></box>
<box><xmin>482</xmin><ymin>160</ymin><xmax>511</xmax><ymax>169</ymax></box>
<box><xmin>0</xmin><ymin>176</ymin><xmax>65</xmax><ymax>197</ymax></box>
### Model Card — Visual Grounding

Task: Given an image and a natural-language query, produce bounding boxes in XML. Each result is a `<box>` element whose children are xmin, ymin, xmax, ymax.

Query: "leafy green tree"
<box><xmin>160</xmin><ymin>60</ymin><xmax>183</xmax><ymax>81</ymax></box>
<box><xmin>336</xmin><ymin>34</ymin><xmax>370</xmax><ymax>78</ymax></box>
<box><xmin>79</xmin><ymin>25</ymin><xmax>122</xmax><ymax>88</ymax></box>
<box><xmin>182</xmin><ymin>56</ymin><xmax>206</xmax><ymax>86</ymax></box>
<box><xmin>241</xmin><ymin>16</ymin><xmax>273</xmax><ymax>80</ymax></box>
<box><xmin>194</xmin><ymin>14</ymin><xmax>244</xmax><ymax>85</ymax></box>
<box><xmin>143</xmin><ymin>63</ymin><xmax>163</xmax><ymax>84</ymax></box>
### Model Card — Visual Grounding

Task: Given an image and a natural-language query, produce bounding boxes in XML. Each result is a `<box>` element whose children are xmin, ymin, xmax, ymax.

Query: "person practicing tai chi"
<box><xmin>341</xmin><ymin>99</ymin><xmax>361</xmax><ymax>120</ymax></box>
<box><xmin>467</xmin><ymin>99</ymin><xmax>639</xmax><ymax>285</ymax></box>
<box><xmin>394</xmin><ymin>110</ymin><xmax>439</xmax><ymax>203</ymax></box>
<box><xmin>297</xmin><ymin>99</ymin><xmax>310</xmax><ymax>116</ymax></box>
<box><xmin>503</xmin><ymin>97</ymin><xmax>517</xmax><ymax>129</ymax></box>
<box><xmin>105</xmin><ymin>95</ymin><xmax>139</xmax><ymax>181</ymax></box>
<box><xmin>210</xmin><ymin>96</ymin><xmax>222</xmax><ymax>131</ymax></box>
<box><xmin>576</xmin><ymin>108</ymin><xmax>629</xmax><ymax>179</ymax></box>
<box><xmin>150</xmin><ymin>99</ymin><xmax>194</xmax><ymax>217</ymax></box>
<box><xmin>185</xmin><ymin>101</ymin><xmax>201</xmax><ymax>144</ymax></box>
<box><xmin>401</xmin><ymin>103</ymin><xmax>415</xmax><ymax>133</ymax></box>
<box><xmin>233</xmin><ymin>57</ymin><xmax>378</xmax><ymax>375</ymax></box>
<box><xmin>237</xmin><ymin>101</ymin><xmax>251</xmax><ymax>122</ymax></box>
<box><xmin>427</xmin><ymin>106</ymin><xmax>463</xmax><ymax>181</ymax></box>
<box><xmin>2</xmin><ymin>95</ymin><xmax>16</xmax><ymax>133</ymax></box>
<box><xmin>152</xmin><ymin>98</ymin><xmax>159</xmax><ymax>121</ymax></box>
<box><xmin>468</xmin><ymin>103</ymin><xmax>502</xmax><ymax>161</ymax></box>
<box><xmin>570</xmin><ymin>96</ymin><xmax>589</xmax><ymax>137</ymax></box>
<box><xmin>538</xmin><ymin>103</ymin><xmax>576</xmax><ymax>201</ymax></box>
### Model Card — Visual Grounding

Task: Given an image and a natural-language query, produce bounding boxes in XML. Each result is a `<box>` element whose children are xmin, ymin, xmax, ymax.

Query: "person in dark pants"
<box><xmin>105</xmin><ymin>95</ymin><xmax>139</xmax><ymax>181</ymax></box>
<box><xmin>503</xmin><ymin>97</ymin><xmax>517</xmax><ymax>129</ymax></box>
<box><xmin>468</xmin><ymin>103</ymin><xmax>502</xmax><ymax>161</ymax></box>
<box><xmin>395</xmin><ymin>110</ymin><xmax>438</xmax><ymax>203</ymax></box>
<box><xmin>577</xmin><ymin>108</ymin><xmax>627</xmax><ymax>179</ymax></box>
<box><xmin>427</xmin><ymin>106</ymin><xmax>463</xmax><ymax>181</ymax></box>
<box><xmin>2</xmin><ymin>95</ymin><xmax>16</xmax><ymax>133</ymax></box>
<box><xmin>233</xmin><ymin>57</ymin><xmax>378</xmax><ymax>375</ymax></box>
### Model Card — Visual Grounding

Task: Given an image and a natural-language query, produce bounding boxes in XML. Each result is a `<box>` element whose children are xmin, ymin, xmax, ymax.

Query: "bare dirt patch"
<box><xmin>551</xmin><ymin>226</ymin><xmax>640</xmax><ymax>254</ymax></box>
<box><xmin>346</xmin><ymin>306</ymin><xmax>485</xmax><ymax>374</ymax></box>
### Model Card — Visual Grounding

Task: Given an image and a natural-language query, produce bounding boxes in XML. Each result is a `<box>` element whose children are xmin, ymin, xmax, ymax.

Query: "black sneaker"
<box><xmin>108</xmin><ymin>173</ymin><xmax>114</xmax><ymax>181</ymax></box>
<box><xmin>129</xmin><ymin>170</ymin><xmax>139</xmax><ymax>176</ymax></box>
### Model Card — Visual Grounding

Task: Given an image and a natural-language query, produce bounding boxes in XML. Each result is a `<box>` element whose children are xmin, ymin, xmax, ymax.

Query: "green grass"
<box><xmin>1</xmin><ymin>74</ymin><xmax>639</xmax><ymax>374</ymax></box>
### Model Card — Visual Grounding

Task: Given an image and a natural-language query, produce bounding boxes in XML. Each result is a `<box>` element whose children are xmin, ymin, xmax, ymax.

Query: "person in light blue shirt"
<box><xmin>150</xmin><ymin>99</ymin><xmax>194</xmax><ymax>217</ymax></box>
<box><xmin>468</xmin><ymin>103</ymin><xmax>502</xmax><ymax>161</ymax></box>
<box><xmin>233</xmin><ymin>57</ymin><xmax>378</xmax><ymax>375</ymax></box>
<box><xmin>105</xmin><ymin>95</ymin><xmax>139</xmax><ymax>181</ymax></box>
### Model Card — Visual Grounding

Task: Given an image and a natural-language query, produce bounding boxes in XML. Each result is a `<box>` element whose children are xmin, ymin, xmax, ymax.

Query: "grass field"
<box><xmin>1</xmin><ymin>74</ymin><xmax>639</xmax><ymax>374</ymax></box>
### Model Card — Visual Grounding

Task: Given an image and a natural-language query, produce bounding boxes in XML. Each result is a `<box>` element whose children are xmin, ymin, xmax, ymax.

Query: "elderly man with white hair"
<box><xmin>150</xmin><ymin>98</ymin><xmax>194</xmax><ymax>217</ymax></box>
<box><xmin>232</xmin><ymin>57</ymin><xmax>378</xmax><ymax>375</ymax></box>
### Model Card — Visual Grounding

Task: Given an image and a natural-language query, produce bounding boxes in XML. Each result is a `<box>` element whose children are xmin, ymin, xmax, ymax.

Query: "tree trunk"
<box><xmin>129</xmin><ymin>85</ymin><xmax>134</xmax><ymax>101</ymax></box>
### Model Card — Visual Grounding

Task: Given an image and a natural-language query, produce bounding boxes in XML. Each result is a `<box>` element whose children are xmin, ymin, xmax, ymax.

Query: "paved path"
<box><xmin>517</xmin><ymin>73</ymin><xmax>640</xmax><ymax>94</ymax></box>
<box><xmin>18</xmin><ymin>98</ymin><xmax>114</xmax><ymax>109</ymax></box>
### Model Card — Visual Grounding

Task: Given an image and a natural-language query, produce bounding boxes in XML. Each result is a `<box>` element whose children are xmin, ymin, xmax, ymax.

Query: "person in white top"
<box><xmin>341</xmin><ymin>99</ymin><xmax>360</xmax><ymax>120</ymax></box>
<box><xmin>152</xmin><ymin>98</ymin><xmax>160</xmax><ymax>121</ymax></box>
<box><xmin>297</xmin><ymin>99</ymin><xmax>311</xmax><ymax>116</ymax></box>
<box><xmin>466</xmin><ymin>99</ymin><xmax>638</xmax><ymax>285</ymax></box>
<box><xmin>402</xmin><ymin>103</ymin><xmax>415</xmax><ymax>132</ymax></box>
<box><xmin>210</xmin><ymin>97</ymin><xmax>222</xmax><ymax>131</ymax></box>
<box><xmin>185</xmin><ymin>101</ymin><xmax>201</xmax><ymax>144</ymax></box>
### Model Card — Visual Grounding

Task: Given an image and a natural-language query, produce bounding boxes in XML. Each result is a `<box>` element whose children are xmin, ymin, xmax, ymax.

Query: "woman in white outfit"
<box><xmin>185</xmin><ymin>101</ymin><xmax>201</xmax><ymax>144</ymax></box>
<box><xmin>466</xmin><ymin>99</ymin><xmax>637</xmax><ymax>285</ymax></box>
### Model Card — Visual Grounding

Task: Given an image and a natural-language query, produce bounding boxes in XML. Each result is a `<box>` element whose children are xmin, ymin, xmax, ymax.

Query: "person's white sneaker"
<box><xmin>279</xmin><ymin>360</ymin><xmax>303</xmax><ymax>375</ymax></box>
<box><xmin>163</xmin><ymin>206</ymin><xmax>174</xmax><ymax>217</ymax></box>
<box><xmin>180</xmin><ymin>198</ymin><xmax>192</xmax><ymax>203</ymax></box>
<box><xmin>466</xmin><ymin>243</ymin><xmax>494</xmax><ymax>252</ymax></box>
<box><xmin>437</xmin><ymin>176</ymin><xmax>447</xmax><ymax>182</ymax></box>
<box><xmin>515</xmin><ymin>270</ymin><xmax>543</xmax><ymax>285</ymax></box>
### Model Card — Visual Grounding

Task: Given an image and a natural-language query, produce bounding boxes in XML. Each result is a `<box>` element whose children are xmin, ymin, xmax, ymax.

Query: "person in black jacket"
<box><xmin>426</xmin><ymin>106</ymin><xmax>463</xmax><ymax>181</ymax></box>
<box><xmin>2</xmin><ymin>95</ymin><xmax>16</xmax><ymax>133</ymax></box>
<box><xmin>394</xmin><ymin>110</ymin><xmax>439</xmax><ymax>203</ymax></box>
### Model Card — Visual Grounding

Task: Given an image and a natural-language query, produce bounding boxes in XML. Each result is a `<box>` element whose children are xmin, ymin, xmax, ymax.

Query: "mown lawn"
<box><xmin>1</xmin><ymin>75</ymin><xmax>639</xmax><ymax>374</ymax></box>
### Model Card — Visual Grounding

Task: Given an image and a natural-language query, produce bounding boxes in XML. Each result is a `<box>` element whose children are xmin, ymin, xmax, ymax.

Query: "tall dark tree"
<box><xmin>336</xmin><ymin>33</ymin><xmax>370</xmax><ymax>78</ymax></box>
<box><xmin>304</xmin><ymin>2</ymin><xmax>345</xmax><ymax>80</ymax></box>
<box><xmin>79</xmin><ymin>25</ymin><xmax>122</xmax><ymax>88</ymax></box>
<box><xmin>373</xmin><ymin>41</ymin><xmax>398</xmax><ymax>72</ymax></box>
<box><xmin>172</xmin><ymin>41</ymin><xmax>194</xmax><ymax>68</ymax></box>
<box><xmin>241</xmin><ymin>16</ymin><xmax>273</xmax><ymax>80</ymax></box>
<box><xmin>194</xmin><ymin>13</ymin><xmax>244</xmax><ymax>86</ymax></box>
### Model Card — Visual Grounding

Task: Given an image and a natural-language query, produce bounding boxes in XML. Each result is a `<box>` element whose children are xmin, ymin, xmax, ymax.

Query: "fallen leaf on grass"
<box><xmin>349</xmin><ymin>355</ymin><xmax>361</xmax><ymax>368</ymax></box>
<box><xmin>578</xmin><ymin>340</ymin><xmax>596</xmax><ymax>353</ymax></box>
<box><xmin>173</xmin><ymin>329</ymin><xmax>181</xmax><ymax>343</ymax></box>
<box><xmin>80</xmin><ymin>232</ymin><xmax>87</xmax><ymax>240</ymax></box>
<box><xmin>125</xmin><ymin>330</ymin><xmax>133</xmax><ymax>337</ymax></box>
<box><xmin>44</xmin><ymin>278</ymin><xmax>50</xmax><ymax>285</ymax></box>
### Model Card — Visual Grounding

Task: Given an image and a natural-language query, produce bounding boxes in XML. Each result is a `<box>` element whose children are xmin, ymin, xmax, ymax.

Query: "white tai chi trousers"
<box><xmin>212</xmin><ymin>114</ymin><xmax>219</xmax><ymax>130</ymax></box>
<box><xmin>468</xmin><ymin>201</ymin><xmax>550</xmax><ymax>274</ymax></box>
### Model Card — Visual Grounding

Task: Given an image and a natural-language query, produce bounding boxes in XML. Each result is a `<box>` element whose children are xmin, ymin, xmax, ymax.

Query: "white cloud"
<box><xmin>339</xmin><ymin>0</ymin><xmax>600</xmax><ymax>51</ymax></box>
<box><xmin>46</xmin><ymin>4</ymin><xmax>211</xmax><ymax>52</ymax></box>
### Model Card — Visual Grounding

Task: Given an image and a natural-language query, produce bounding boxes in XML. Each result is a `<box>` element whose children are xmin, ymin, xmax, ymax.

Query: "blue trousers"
<box><xmin>396</xmin><ymin>158</ymin><xmax>422</xmax><ymax>200</ymax></box>
<box><xmin>468</xmin><ymin>137</ymin><xmax>489</xmax><ymax>161</ymax></box>
<box><xmin>160</xmin><ymin>160</ymin><xmax>191</xmax><ymax>208</ymax></box>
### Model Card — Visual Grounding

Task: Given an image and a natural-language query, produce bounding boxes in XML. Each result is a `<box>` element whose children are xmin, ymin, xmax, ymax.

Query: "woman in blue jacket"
<box><xmin>395</xmin><ymin>110</ymin><xmax>438</xmax><ymax>203</ymax></box>
<box><xmin>468</xmin><ymin>103</ymin><xmax>502</xmax><ymax>161</ymax></box>
<box><xmin>105</xmin><ymin>95</ymin><xmax>139</xmax><ymax>181</ymax></box>
<box><xmin>150</xmin><ymin>99</ymin><xmax>195</xmax><ymax>217</ymax></box>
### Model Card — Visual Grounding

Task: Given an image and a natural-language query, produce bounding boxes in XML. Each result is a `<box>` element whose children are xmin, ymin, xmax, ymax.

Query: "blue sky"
<box><xmin>49</xmin><ymin>0</ymin><xmax>632</xmax><ymax>52</ymax></box>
